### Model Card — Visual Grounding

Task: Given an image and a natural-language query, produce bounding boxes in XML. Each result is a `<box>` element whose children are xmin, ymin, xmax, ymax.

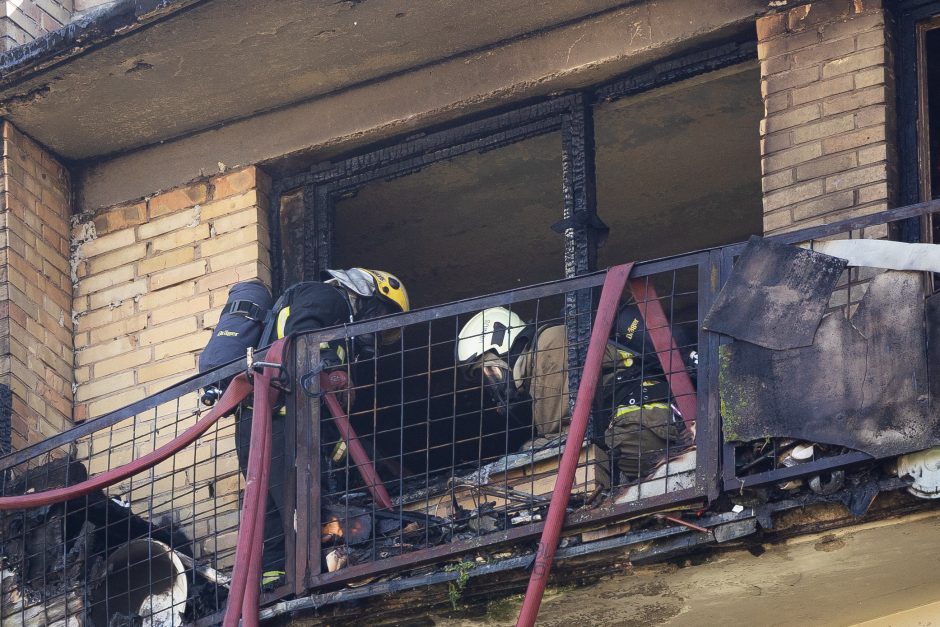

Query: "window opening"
<box><xmin>594</xmin><ymin>64</ymin><xmax>763</xmax><ymax>266</ymax></box>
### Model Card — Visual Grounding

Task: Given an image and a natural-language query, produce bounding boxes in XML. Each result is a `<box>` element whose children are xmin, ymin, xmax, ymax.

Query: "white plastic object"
<box><xmin>897</xmin><ymin>447</ymin><xmax>940</xmax><ymax>499</ymax></box>
<box><xmin>90</xmin><ymin>539</ymin><xmax>188</xmax><ymax>627</ymax></box>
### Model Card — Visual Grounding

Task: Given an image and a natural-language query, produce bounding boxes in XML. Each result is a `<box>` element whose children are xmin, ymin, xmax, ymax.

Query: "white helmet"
<box><xmin>456</xmin><ymin>307</ymin><xmax>526</xmax><ymax>365</ymax></box>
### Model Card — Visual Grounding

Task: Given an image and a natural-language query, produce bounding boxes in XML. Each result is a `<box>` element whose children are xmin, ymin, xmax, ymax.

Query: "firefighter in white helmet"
<box><xmin>456</xmin><ymin>307</ymin><xmax>620</xmax><ymax>438</ymax></box>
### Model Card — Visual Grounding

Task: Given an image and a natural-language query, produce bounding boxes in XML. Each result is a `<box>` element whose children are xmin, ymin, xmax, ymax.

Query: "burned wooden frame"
<box><xmin>896</xmin><ymin>0</ymin><xmax>940</xmax><ymax>241</ymax></box>
<box><xmin>268</xmin><ymin>38</ymin><xmax>756</xmax><ymax>440</ymax></box>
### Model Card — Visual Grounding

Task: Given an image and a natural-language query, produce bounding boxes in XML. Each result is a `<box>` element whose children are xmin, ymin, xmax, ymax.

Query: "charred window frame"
<box><xmin>269</xmin><ymin>39</ymin><xmax>757</xmax><ymax>290</ymax></box>
<box><xmin>269</xmin><ymin>96</ymin><xmax>598</xmax><ymax>292</ymax></box>
<box><xmin>270</xmin><ymin>95</ymin><xmax>603</xmax><ymax>424</ymax></box>
<box><xmin>897</xmin><ymin>0</ymin><xmax>940</xmax><ymax>242</ymax></box>
<box><xmin>269</xmin><ymin>39</ymin><xmax>756</xmax><ymax>434</ymax></box>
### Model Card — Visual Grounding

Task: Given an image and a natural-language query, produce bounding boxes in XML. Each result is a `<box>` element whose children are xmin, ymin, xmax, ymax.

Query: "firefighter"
<box><xmin>454</xmin><ymin>305</ymin><xmax>696</xmax><ymax>484</ymax></box>
<box><xmin>602</xmin><ymin>304</ymin><xmax>697</xmax><ymax>481</ymax></box>
<box><xmin>202</xmin><ymin>268</ymin><xmax>409</xmax><ymax>585</ymax></box>
<box><xmin>455</xmin><ymin>307</ymin><xmax>620</xmax><ymax>440</ymax></box>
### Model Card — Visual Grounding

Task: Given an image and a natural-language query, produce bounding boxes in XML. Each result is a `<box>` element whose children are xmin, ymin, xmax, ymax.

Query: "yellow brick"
<box><xmin>154</xmin><ymin>330</ymin><xmax>212</xmax><ymax>360</ymax></box>
<box><xmin>137</xmin><ymin>210</ymin><xmax>200</xmax><ymax>241</ymax></box>
<box><xmin>212</xmin><ymin>208</ymin><xmax>258</xmax><ymax>234</ymax></box>
<box><xmin>200</xmin><ymin>225</ymin><xmax>258</xmax><ymax>258</ymax></box>
<box><xmin>139</xmin><ymin>316</ymin><xmax>198</xmax><ymax>346</ymax></box>
<box><xmin>137</xmin><ymin>247</ymin><xmax>196</xmax><ymax>276</ymax></box>
<box><xmin>89</xmin><ymin>313</ymin><xmax>148</xmax><ymax>344</ymax></box>
<box><xmin>74</xmin><ymin>365</ymin><xmax>91</xmax><ymax>384</ymax></box>
<box><xmin>76</xmin><ymin>335</ymin><xmax>135</xmax><ymax>366</ymax></box>
<box><xmin>95</xmin><ymin>347</ymin><xmax>152</xmax><ymax>378</ymax></box>
<box><xmin>76</xmin><ymin>300</ymin><xmax>135</xmax><ymax>333</ymax></box>
<box><xmin>200</xmin><ymin>190</ymin><xmax>258</xmax><ymax>221</ymax></box>
<box><xmin>86</xmin><ymin>388</ymin><xmax>147</xmax><ymax>419</ymax></box>
<box><xmin>151</xmin><ymin>294</ymin><xmax>210</xmax><ymax>326</ymax></box>
<box><xmin>145</xmin><ymin>370</ymin><xmax>198</xmax><ymax>395</ymax></box>
<box><xmin>151</xmin><ymin>224</ymin><xmax>211</xmax><ymax>253</ymax></box>
<box><xmin>76</xmin><ymin>264</ymin><xmax>135</xmax><ymax>296</ymax></box>
<box><xmin>195</xmin><ymin>262</ymin><xmax>260</xmax><ymax>293</ymax></box>
<box><xmin>209</xmin><ymin>243</ymin><xmax>262</xmax><ymax>272</ymax></box>
<box><xmin>203</xmin><ymin>307</ymin><xmax>221</xmax><ymax>329</ymax></box>
<box><xmin>76</xmin><ymin>370</ymin><xmax>135</xmax><ymax>402</ymax></box>
<box><xmin>81</xmin><ymin>229</ymin><xmax>136</xmax><ymax>258</ymax></box>
<box><xmin>149</xmin><ymin>183</ymin><xmax>208</xmax><ymax>218</ymax></box>
<box><xmin>150</xmin><ymin>259</ymin><xmax>207</xmax><ymax>291</ymax></box>
<box><xmin>138</xmin><ymin>354</ymin><xmax>196</xmax><ymax>384</ymax></box>
<box><xmin>210</xmin><ymin>289</ymin><xmax>231</xmax><ymax>307</ymax></box>
<box><xmin>88</xmin><ymin>280</ymin><xmax>147</xmax><ymax>310</ymax></box>
<box><xmin>137</xmin><ymin>282</ymin><xmax>194</xmax><ymax>311</ymax></box>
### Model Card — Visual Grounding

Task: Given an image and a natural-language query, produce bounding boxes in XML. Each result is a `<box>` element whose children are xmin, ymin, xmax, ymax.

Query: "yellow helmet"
<box><xmin>360</xmin><ymin>268</ymin><xmax>410</xmax><ymax>313</ymax></box>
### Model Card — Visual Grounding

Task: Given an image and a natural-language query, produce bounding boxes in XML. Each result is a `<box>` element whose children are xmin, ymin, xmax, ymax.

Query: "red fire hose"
<box><xmin>224</xmin><ymin>342</ymin><xmax>283</xmax><ymax>627</ymax></box>
<box><xmin>0</xmin><ymin>369</ymin><xmax>257</xmax><ymax>511</ymax></box>
<box><xmin>629</xmin><ymin>280</ymin><xmax>697</xmax><ymax>425</ymax></box>
<box><xmin>320</xmin><ymin>371</ymin><xmax>394</xmax><ymax>510</ymax></box>
<box><xmin>516</xmin><ymin>263</ymin><xmax>633</xmax><ymax>627</ymax></box>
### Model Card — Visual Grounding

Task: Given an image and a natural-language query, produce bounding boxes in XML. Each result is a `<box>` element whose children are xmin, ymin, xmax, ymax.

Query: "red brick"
<box><xmin>211</xmin><ymin>167</ymin><xmax>258</xmax><ymax>200</ymax></box>
<box><xmin>149</xmin><ymin>184</ymin><xmax>208</xmax><ymax>218</ymax></box>
<box><xmin>756</xmin><ymin>12</ymin><xmax>786</xmax><ymax>40</ymax></box>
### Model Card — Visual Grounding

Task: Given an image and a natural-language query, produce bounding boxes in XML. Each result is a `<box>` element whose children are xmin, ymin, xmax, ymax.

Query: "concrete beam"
<box><xmin>78</xmin><ymin>0</ymin><xmax>766</xmax><ymax>211</ymax></box>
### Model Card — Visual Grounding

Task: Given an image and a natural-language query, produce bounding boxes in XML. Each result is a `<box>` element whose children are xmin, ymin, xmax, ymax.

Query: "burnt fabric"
<box><xmin>512</xmin><ymin>325</ymin><xmax>619</xmax><ymax>436</ymax></box>
<box><xmin>720</xmin><ymin>271</ymin><xmax>936</xmax><ymax>457</ymax></box>
<box><xmin>703</xmin><ymin>236</ymin><xmax>847</xmax><ymax>350</ymax></box>
<box><xmin>199</xmin><ymin>280</ymin><xmax>272</xmax><ymax>373</ymax></box>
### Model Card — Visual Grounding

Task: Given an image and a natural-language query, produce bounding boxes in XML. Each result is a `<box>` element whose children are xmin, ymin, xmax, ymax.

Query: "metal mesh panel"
<box><xmin>0</xmin><ymin>365</ymin><xmax>291</xmax><ymax>627</ymax></box>
<box><xmin>297</xmin><ymin>263</ymin><xmax>706</xmax><ymax>586</ymax></box>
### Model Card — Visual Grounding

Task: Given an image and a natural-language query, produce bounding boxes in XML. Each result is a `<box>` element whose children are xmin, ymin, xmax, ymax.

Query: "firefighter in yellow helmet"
<box><xmin>211</xmin><ymin>268</ymin><xmax>409</xmax><ymax>586</ymax></box>
<box><xmin>268</xmin><ymin>267</ymin><xmax>410</xmax><ymax>357</ymax></box>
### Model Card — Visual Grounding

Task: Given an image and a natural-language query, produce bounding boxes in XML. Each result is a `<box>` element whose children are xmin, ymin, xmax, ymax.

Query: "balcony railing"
<box><xmin>1</xmin><ymin>200</ymin><xmax>939</xmax><ymax>626</ymax></box>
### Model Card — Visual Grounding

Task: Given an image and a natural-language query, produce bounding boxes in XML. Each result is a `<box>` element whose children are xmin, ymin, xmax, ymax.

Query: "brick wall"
<box><xmin>0</xmin><ymin>121</ymin><xmax>73</xmax><ymax>451</ymax></box>
<box><xmin>0</xmin><ymin>0</ymin><xmax>73</xmax><ymax>51</ymax></box>
<box><xmin>758</xmin><ymin>0</ymin><xmax>896</xmax><ymax>235</ymax></box>
<box><xmin>72</xmin><ymin>166</ymin><xmax>271</xmax><ymax>420</ymax></box>
<box><xmin>72</xmin><ymin>166</ymin><xmax>271</xmax><ymax>542</ymax></box>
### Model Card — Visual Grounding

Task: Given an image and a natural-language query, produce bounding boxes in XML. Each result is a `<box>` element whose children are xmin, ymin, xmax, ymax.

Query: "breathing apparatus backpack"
<box><xmin>198</xmin><ymin>280</ymin><xmax>273</xmax><ymax>405</ymax></box>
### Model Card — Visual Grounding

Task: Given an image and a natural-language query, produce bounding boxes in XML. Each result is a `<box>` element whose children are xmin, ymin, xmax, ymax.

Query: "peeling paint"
<box><xmin>69</xmin><ymin>218</ymin><xmax>97</xmax><ymax>286</ymax></box>
<box><xmin>189</xmin><ymin>204</ymin><xmax>201</xmax><ymax>227</ymax></box>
